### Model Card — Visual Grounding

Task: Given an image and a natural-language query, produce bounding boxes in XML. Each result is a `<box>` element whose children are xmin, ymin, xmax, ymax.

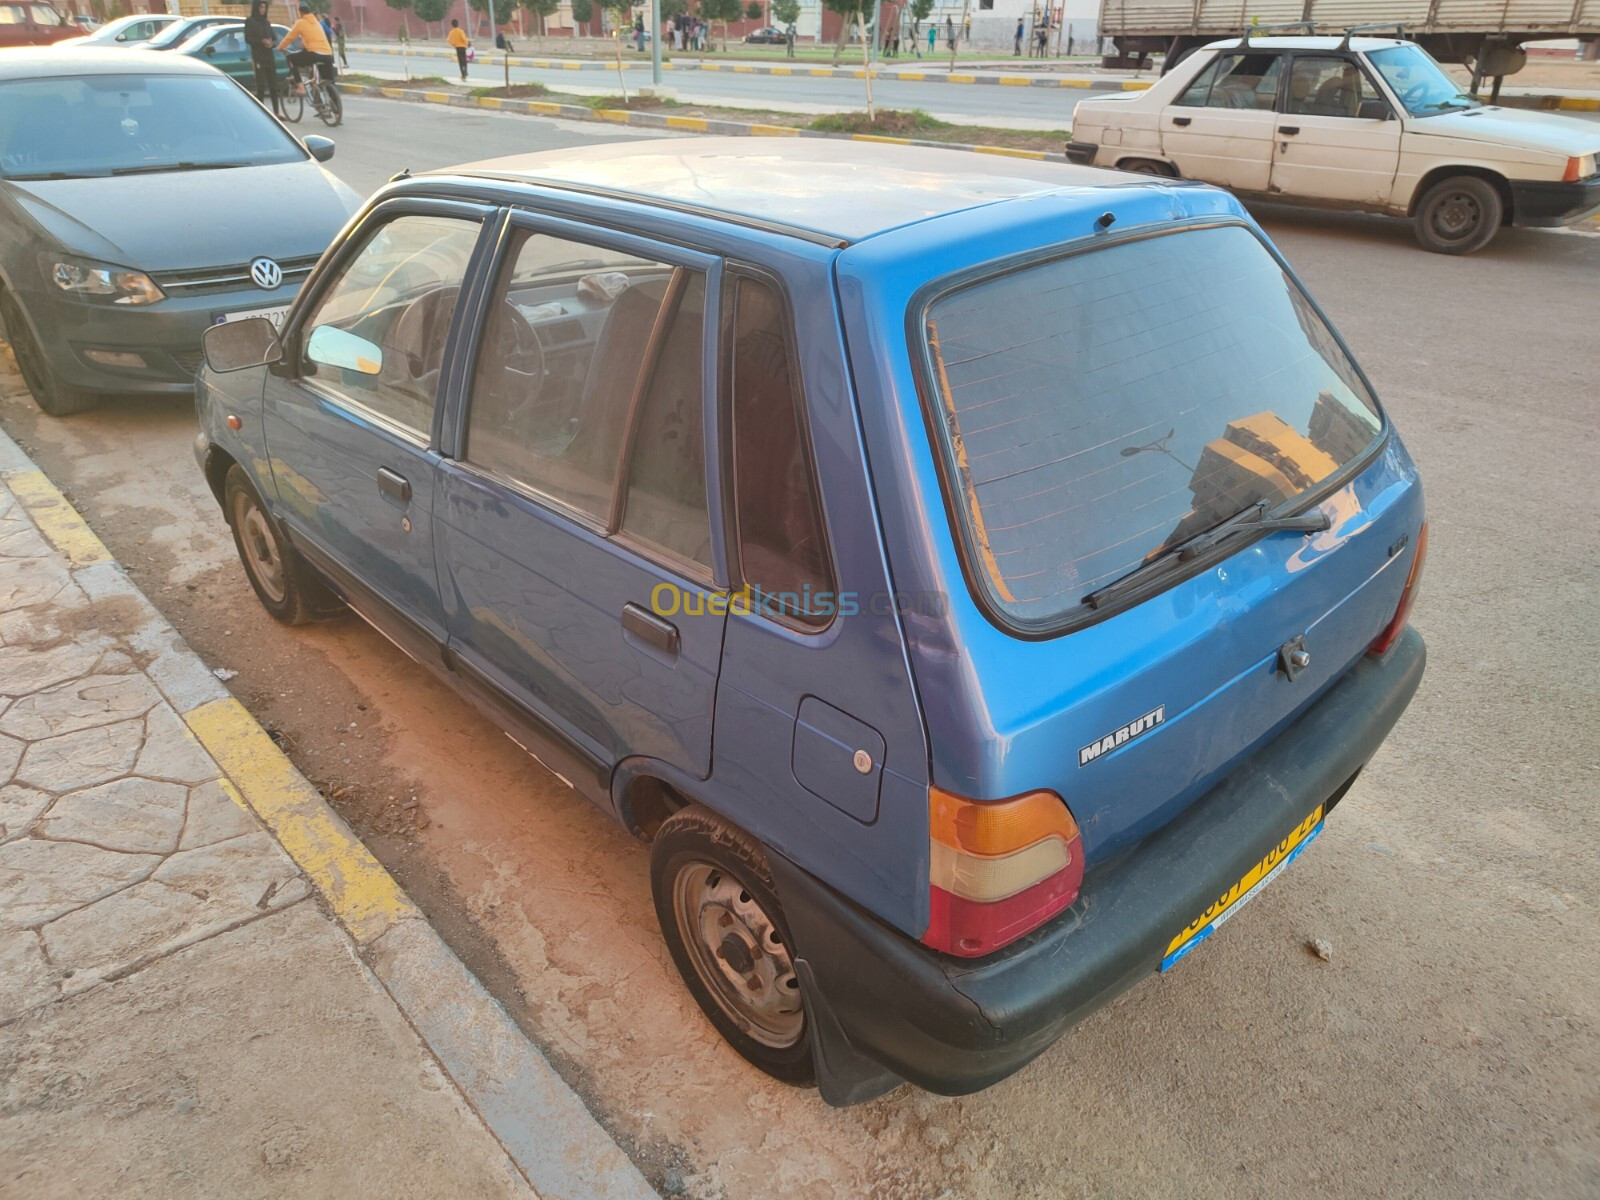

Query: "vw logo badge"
<box><xmin>249</xmin><ymin>257</ymin><xmax>283</xmax><ymax>290</ymax></box>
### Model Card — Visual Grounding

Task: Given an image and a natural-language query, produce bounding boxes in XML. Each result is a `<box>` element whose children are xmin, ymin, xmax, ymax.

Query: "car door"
<box><xmin>262</xmin><ymin>202</ymin><xmax>493</xmax><ymax>658</ymax></box>
<box><xmin>1161</xmin><ymin>50</ymin><xmax>1284</xmax><ymax>192</ymax></box>
<box><xmin>434</xmin><ymin>213</ymin><xmax>726</xmax><ymax>786</ymax></box>
<box><xmin>201</xmin><ymin>28</ymin><xmax>252</xmax><ymax>81</ymax></box>
<box><xmin>1270</xmin><ymin>53</ymin><xmax>1402</xmax><ymax>206</ymax></box>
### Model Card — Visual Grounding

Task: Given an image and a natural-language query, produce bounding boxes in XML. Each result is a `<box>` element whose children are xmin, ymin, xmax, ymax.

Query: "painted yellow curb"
<box><xmin>3</xmin><ymin>469</ymin><xmax>112</xmax><ymax>567</ymax></box>
<box><xmin>948</xmin><ymin>73</ymin><xmax>977</xmax><ymax>83</ymax></box>
<box><xmin>665</xmin><ymin>114</ymin><xmax>709</xmax><ymax>130</ymax></box>
<box><xmin>851</xmin><ymin>132</ymin><xmax>912</xmax><ymax>145</ymax></box>
<box><xmin>998</xmin><ymin>76</ymin><xmax>1031</xmax><ymax>86</ymax></box>
<box><xmin>477</xmin><ymin>95</ymin><xmax>503</xmax><ymax>109</ymax></box>
<box><xmin>422</xmin><ymin>89</ymin><xmax>452</xmax><ymax>102</ymax></box>
<box><xmin>747</xmin><ymin>122</ymin><xmax>801</xmax><ymax>136</ymax></box>
<box><xmin>595</xmin><ymin>107</ymin><xmax>632</xmax><ymax>122</ymax></box>
<box><xmin>186</xmin><ymin>697</ymin><xmax>419</xmax><ymax>946</ymax></box>
<box><xmin>971</xmin><ymin>144</ymin><xmax>1047</xmax><ymax>159</ymax></box>
<box><xmin>1557</xmin><ymin>96</ymin><xmax>1599</xmax><ymax>110</ymax></box>
<box><xmin>1122</xmin><ymin>80</ymin><xmax>1153</xmax><ymax>90</ymax></box>
<box><xmin>1061</xmin><ymin>78</ymin><xmax>1092</xmax><ymax>88</ymax></box>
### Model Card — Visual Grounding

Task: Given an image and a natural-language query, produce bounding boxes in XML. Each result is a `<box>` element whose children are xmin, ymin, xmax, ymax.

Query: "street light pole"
<box><xmin>650</xmin><ymin>0</ymin><xmax>662</xmax><ymax>86</ymax></box>
<box><xmin>869</xmin><ymin>0</ymin><xmax>881</xmax><ymax>63</ymax></box>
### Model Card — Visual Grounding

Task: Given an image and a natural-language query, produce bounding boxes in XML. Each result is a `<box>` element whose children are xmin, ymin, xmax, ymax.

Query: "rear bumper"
<box><xmin>1510</xmin><ymin>176</ymin><xmax>1600</xmax><ymax>228</ymax></box>
<box><xmin>772</xmin><ymin>627</ymin><xmax>1426</xmax><ymax>1104</ymax></box>
<box><xmin>1064</xmin><ymin>140</ymin><xmax>1099</xmax><ymax>166</ymax></box>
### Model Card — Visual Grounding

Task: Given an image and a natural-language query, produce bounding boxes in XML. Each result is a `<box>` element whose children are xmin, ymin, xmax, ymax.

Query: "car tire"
<box><xmin>223</xmin><ymin>464</ymin><xmax>337</xmax><ymax>625</ymax></box>
<box><xmin>651</xmin><ymin>804</ymin><xmax>816</xmax><ymax>1087</ymax></box>
<box><xmin>1413</xmin><ymin>175</ymin><xmax>1503</xmax><ymax>255</ymax></box>
<box><xmin>1119</xmin><ymin>158</ymin><xmax>1176</xmax><ymax>177</ymax></box>
<box><xmin>0</xmin><ymin>291</ymin><xmax>99</xmax><ymax>417</ymax></box>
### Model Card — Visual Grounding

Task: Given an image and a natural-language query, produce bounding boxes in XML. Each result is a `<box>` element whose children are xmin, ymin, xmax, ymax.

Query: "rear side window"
<box><xmin>921</xmin><ymin>224</ymin><xmax>1382</xmax><ymax>629</ymax></box>
<box><xmin>729</xmin><ymin>277</ymin><xmax>834</xmax><ymax>626</ymax></box>
<box><xmin>1177</xmin><ymin>52</ymin><xmax>1282</xmax><ymax>110</ymax></box>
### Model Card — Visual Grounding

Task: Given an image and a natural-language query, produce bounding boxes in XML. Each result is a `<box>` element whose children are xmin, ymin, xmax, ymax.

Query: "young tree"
<box><xmin>600</xmin><ymin>0</ymin><xmax>634</xmax><ymax>38</ymax></box>
<box><xmin>569</xmin><ymin>0</ymin><xmax>594</xmax><ymax>36</ymax></box>
<box><xmin>384</xmin><ymin>0</ymin><xmax>414</xmax><ymax>32</ymax></box>
<box><xmin>820</xmin><ymin>0</ymin><xmax>860</xmax><ymax>65</ymax></box>
<box><xmin>470</xmin><ymin>0</ymin><xmax>518</xmax><ymax>35</ymax></box>
<box><xmin>745</xmin><ymin>1</ymin><xmax>762</xmax><ymax>21</ymax></box>
<box><xmin>517</xmin><ymin>0</ymin><xmax>559</xmax><ymax>39</ymax></box>
<box><xmin>771</xmin><ymin>0</ymin><xmax>800</xmax><ymax>26</ymax></box>
<box><xmin>412</xmin><ymin>0</ymin><xmax>449</xmax><ymax>37</ymax></box>
<box><xmin>698</xmin><ymin>0</ymin><xmax>742</xmax><ymax>48</ymax></box>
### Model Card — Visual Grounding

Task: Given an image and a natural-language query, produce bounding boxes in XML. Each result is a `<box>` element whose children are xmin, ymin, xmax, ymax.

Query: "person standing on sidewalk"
<box><xmin>243</xmin><ymin>0</ymin><xmax>277</xmax><ymax>104</ymax></box>
<box><xmin>332</xmin><ymin>14</ymin><xmax>348</xmax><ymax>67</ymax></box>
<box><xmin>1014</xmin><ymin>17</ymin><xmax>1024</xmax><ymax>55</ymax></box>
<box><xmin>785</xmin><ymin>21</ymin><xmax>795</xmax><ymax>56</ymax></box>
<box><xmin>927</xmin><ymin>22</ymin><xmax>936</xmax><ymax>53</ymax></box>
<box><xmin>447</xmin><ymin>18</ymin><xmax>469</xmax><ymax>80</ymax></box>
<box><xmin>633</xmin><ymin>14</ymin><xmax>644</xmax><ymax>50</ymax></box>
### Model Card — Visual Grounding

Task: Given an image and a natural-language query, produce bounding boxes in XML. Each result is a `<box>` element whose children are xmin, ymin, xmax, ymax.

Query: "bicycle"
<box><xmin>271</xmin><ymin>72</ymin><xmax>302</xmax><ymax>123</ymax></box>
<box><xmin>286</xmin><ymin>57</ymin><xmax>341</xmax><ymax>127</ymax></box>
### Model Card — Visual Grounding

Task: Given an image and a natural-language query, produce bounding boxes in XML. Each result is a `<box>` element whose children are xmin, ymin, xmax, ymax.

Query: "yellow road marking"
<box><xmin>3</xmin><ymin>469</ymin><xmax>112</xmax><ymax>566</ymax></box>
<box><xmin>186</xmin><ymin>698</ymin><xmax>418</xmax><ymax>945</ymax></box>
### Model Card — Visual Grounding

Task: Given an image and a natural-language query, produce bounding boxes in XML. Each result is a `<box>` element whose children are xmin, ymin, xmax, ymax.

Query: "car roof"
<box><xmin>0</xmin><ymin>46</ymin><xmax>221</xmax><ymax>81</ymax></box>
<box><xmin>1199</xmin><ymin>35</ymin><xmax>1410</xmax><ymax>52</ymax></box>
<box><xmin>440</xmin><ymin>139</ymin><xmax>1173</xmax><ymax>245</ymax></box>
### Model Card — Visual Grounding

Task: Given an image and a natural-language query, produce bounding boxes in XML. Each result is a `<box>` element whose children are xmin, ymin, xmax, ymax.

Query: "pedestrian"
<box><xmin>633</xmin><ymin>14</ymin><xmax>644</xmax><ymax>50</ymax></box>
<box><xmin>962</xmin><ymin>13</ymin><xmax>970</xmax><ymax>42</ymax></box>
<box><xmin>243</xmin><ymin>0</ymin><xmax>277</xmax><ymax>104</ymax></box>
<box><xmin>945</xmin><ymin>15</ymin><xmax>954</xmax><ymax>51</ymax></box>
<box><xmin>1035</xmin><ymin>18</ymin><xmax>1049</xmax><ymax>57</ymax></box>
<box><xmin>1014</xmin><ymin>17</ymin><xmax>1023</xmax><ymax>55</ymax></box>
<box><xmin>927</xmin><ymin>22</ymin><xmax>936</xmax><ymax>53</ymax></box>
<box><xmin>331</xmin><ymin>14</ymin><xmax>348</xmax><ymax>67</ymax></box>
<box><xmin>447</xmin><ymin>17</ymin><xmax>469</xmax><ymax>80</ymax></box>
<box><xmin>785</xmin><ymin>21</ymin><xmax>795</xmax><ymax>57</ymax></box>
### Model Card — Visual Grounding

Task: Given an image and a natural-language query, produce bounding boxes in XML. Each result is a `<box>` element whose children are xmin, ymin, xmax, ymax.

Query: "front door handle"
<box><xmin>1279</xmin><ymin>125</ymin><xmax>1300</xmax><ymax>135</ymax></box>
<box><xmin>1172</xmin><ymin>116</ymin><xmax>1192</xmax><ymax>126</ymax></box>
<box><xmin>622</xmin><ymin>602</ymin><xmax>679</xmax><ymax>658</ymax></box>
<box><xmin>377</xmin><ymin>466</ymin><xmax>411</xmax><ymax>507</ymax></box>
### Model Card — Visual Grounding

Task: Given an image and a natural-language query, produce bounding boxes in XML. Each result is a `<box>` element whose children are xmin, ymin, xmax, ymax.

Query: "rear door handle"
<box><xmin>1279</xmin><ymin>125</ymin><xmax>1300</xmax><ymax>135</ymax></box>
<box><xmin>1172</xmin><ymin>116</ymin><xmax>1192</xmax><ymax>126</ymax></box>
<box><xmin>377</xmin><ymin>466</ymin><xmax>411</xmax><ymax>507</ymax></box>
<box><xmin>622</xmin><ymin>603</ymin><xmax>679</xmax><ymax>658</ymax></box>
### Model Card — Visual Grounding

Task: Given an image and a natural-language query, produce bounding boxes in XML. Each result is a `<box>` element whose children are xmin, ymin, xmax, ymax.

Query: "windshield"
<box><xmin>1368</xmin><ymin>44</ymin><xmax>1480</xmax><ymax>115</ymax></box>
<box><xmin>146</xmin><ymin>20</ymin><xmax>218</xmax><ymax>49</ymax></box>
<box><xmin>921</xmin><ymin>224</ymin><xmax>1383</xmax><ymax>627</ymax></box>
<box><xmin>0</xmin><ymin>74</ymin><xmax>304</xmax><ymax>179</ymax></box>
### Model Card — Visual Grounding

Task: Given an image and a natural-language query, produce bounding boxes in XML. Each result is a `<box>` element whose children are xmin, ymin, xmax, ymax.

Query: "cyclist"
<box><xmin>279</xmin><ymin>2</ymin><xmax>336</xmax><ymax>96</ymax></box>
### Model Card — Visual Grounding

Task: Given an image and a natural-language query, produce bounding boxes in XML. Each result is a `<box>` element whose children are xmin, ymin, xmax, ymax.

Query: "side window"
<box><xmin>1201</xmin><ymin>53</ymin><xmax>1282</xmax><ymax>111</ymax></box>
<box><xmin>620</xmin><ymin>273</ymin><xmax>712</xmax><ymax>571</ymax></box>
<box><xmin>1175</xmin><ymin>56</ymin><xmax>1222</xmax><ymax>107</ymax></box>
<box><xmin>299</xmin><ymin>213</ymin><xmax>480</xmax><ymax>441</ymax></box>
<box><xmin>464</xmin><ymin>229</ymin><xmax>697</xmax><ymax>533</ymax></box>
<box><xmin>1286</xmin><ymin>55</ymin><xmax>1380</xmax><ymax>117</ymax></box>
<box><xmin>729</xmin><ymin>277</ymin><xmax>834</xmax><ymax>627</ymax></box>
<box><xmin>0</xmin><ymin>8</ymin><xmax>26</xmax><ymax>25</ymax></box>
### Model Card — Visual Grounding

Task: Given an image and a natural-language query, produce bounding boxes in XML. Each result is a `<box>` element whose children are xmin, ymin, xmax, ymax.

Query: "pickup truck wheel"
<box><xmin>1119</xmin><ymin>158</ymin><xmax>1175</xmax><ymax>177</ymax></box>
<box><xmin>651</xmin><ymin>805</ymin><xmax>816</xmax><ymax>1086</ymax></box>
<box><xmin>223</xmin><ymin>464</ymin><xmax>336</xmax><ymax>626</ymax></box>
<box><xmin>1414</xmin><ymin>175</ymin><xmax>1503</xmax><ymax>255</ymax></box>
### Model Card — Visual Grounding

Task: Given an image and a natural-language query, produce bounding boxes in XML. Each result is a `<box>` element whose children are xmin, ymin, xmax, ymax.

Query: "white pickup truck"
<box><xmin>1067</xmin><ymin>35</ymin><xmax>1600</xmax><ymax>253</ymax></box>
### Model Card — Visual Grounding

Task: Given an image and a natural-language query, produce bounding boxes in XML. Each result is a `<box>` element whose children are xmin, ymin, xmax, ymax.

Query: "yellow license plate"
<box><xmin>1160</xmin><ymin>805</ymin><xmax>1324</xmax><ymax>972</ymax></box>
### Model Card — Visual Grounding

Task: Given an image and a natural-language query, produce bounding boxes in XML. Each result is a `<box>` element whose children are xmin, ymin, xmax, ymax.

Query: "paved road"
<box><xmin>342</xmin><ymin>47</ymin><xmax>1086</xmax><ymax>128</ymax></box>
<box><xmin>3</xmin><ymin>99</ymin><xmax>1597</xmax><ymax>1199</ymax></box>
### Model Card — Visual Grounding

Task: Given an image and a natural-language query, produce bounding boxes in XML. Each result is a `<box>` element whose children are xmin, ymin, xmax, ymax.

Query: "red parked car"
<box><xmin>0</xmin><ymin>0</ymin><xmax>80</xmax><ymax>48</ymax></box>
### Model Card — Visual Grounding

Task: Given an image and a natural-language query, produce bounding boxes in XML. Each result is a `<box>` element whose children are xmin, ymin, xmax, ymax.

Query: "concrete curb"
<box><xmin>0</xmin><ymin>426</ymin><xmax>657</xmax><ymax>1200</ymax></box>
<box><xmin>340</xmin><ymin>81</ymin><xmax>1070</xmax><ymax>160</ymax></box>
<box><xmin>351</xmin><ymin>43</ymin><xmax>1154</xmax><ymax>90</ymax></box>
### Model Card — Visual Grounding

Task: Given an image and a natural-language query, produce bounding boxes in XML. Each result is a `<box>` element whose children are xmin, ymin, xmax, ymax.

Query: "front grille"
<box><xmin>152</xmin><ymin>255</ymin><xmax>320</xmax><ymax>296</ymax></box>
<box><xmin>171</xmin><ymin>349</ymin><xmax>204</xmax><ymax>377</ymax></box>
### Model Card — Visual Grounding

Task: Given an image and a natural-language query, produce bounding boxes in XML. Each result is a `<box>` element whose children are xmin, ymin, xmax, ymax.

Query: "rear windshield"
<box><xmin>921</xmin><ymin>223</ymin><xmax>1382</xmax><ymax>628</ymax></box>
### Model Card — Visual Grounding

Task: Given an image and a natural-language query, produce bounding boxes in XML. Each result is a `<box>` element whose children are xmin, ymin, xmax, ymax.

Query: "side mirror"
<box><xmin>303</xmin><ymin>134</ymin><xmax>335</xmax><ymax>162</ymax></box>
<box><xmin>203</xmin><ymin>45</ymin><xmax>215</xmax><ymax>55</ymax></box>
<box><xmin>202</xmin><ymin>317</ymin><xmax>282</xmax><ymax>373</ymax></box>
<box><xmin>114</xmin><ymin>32</ymin><xmax>127</xmax><ymax>40</ymax></box>
<box><xmin>1358</xmin><ymin>98</ymin><xmax>1391</xmax><ymax>121</ymax></box>
<box><xmin>306</xmin><ymin>324</ymin><xmax>382</xmax><ymax>375</ymax></box>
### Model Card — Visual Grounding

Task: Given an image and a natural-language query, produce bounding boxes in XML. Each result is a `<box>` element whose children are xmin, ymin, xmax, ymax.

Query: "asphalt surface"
<box><xmin>2</xmin><ymin>98</ymin><xmax>1597</xmax><ymax>1198</ymax></box>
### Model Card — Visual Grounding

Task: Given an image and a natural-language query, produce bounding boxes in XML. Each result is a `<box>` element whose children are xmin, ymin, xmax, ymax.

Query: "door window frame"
<box><xmin>1278</xmin><ymin>51</ymin><xmax>1393</xmax><ymax>120</ymax></box>
<box><xmin>443</xmin><ymin>206</ymin><xmax>729</xmax><ymax>589</ymax></box>
<box><xmin>1175</xmin><ymin>50</ymin><xmax>1287</xmax><ymax>112</ymax></box>
<box><xmin>277</xmin><ymin>197</ymin><xmax>502</xmax><ymax>453</ymax></box>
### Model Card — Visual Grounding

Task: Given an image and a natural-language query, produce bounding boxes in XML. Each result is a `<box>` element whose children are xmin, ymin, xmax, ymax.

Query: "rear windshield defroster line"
<box><xmin>920</xmin><ymin>223</ymin><xmax>1385</xmax><ymax>632</ymax></box>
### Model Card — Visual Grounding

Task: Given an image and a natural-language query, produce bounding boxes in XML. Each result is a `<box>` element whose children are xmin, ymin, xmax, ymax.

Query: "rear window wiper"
<box><xmin>1085</xmin><ymin>501</ymin><xmax>1331</xmax><ymax>610</ymax></box>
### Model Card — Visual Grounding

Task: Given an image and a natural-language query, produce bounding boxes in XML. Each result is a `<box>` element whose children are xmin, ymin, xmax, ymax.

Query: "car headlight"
<box><xmin>47</xmin><ymin>257</ymin><xmax>165</xmax><ymax>306</ymax></box>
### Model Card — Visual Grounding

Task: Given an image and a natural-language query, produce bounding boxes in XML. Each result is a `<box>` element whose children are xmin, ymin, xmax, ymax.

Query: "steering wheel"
<box><xmin>1398</xmin><ymin>81</ymin><xmax>1430</xmax><ymax>109</ymax></box>
<box><xmin>389</xmin><ymin>287</ymin><xmax>540</xmax><ymax>383</ymax></box>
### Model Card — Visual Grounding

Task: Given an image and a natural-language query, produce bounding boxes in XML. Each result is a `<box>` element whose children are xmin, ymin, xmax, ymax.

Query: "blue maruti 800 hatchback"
<box><xmin>194</xmin><ymin>139</ymin><xmax>1426</xmax><ymax>1104</ymax></box>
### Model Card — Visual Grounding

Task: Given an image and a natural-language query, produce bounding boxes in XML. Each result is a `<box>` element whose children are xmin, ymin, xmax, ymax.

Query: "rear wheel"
<box><xmin>317</xmin><ymin>80</ymin><xmax>342</xmax><ymax>127</ymax></box>
<box><xmin>1413</xmin><ymin>174</ymin><xmax>1503</xmax><ymax>255</ymax></box>
<box><xmin>1118</xmin><ymin>158</ymin><xmax>1176</xmax><ymax>177</ymax></box>
<box><xmin>651</xmin><ymin>805</ymin><xmax>815</xmax><ymax>1086</ymax></box>
<box><xmin>0</xmin><ymin>290</ymin><xmax>98</xmax><ymax>417</ymax></box>
<box><xmin>223</xmin><ymin>465</ymin><xmax>337</xmax><ymax>625</ymax></box>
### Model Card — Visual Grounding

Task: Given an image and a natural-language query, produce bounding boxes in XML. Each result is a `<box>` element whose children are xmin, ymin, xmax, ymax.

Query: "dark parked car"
<box><xmin>175</xmin><ymin>22</ymin><xmax>289</xmax><ymax>86</ymax></box>
<box><xmin>744</xmin><ymin>26</ymin><xmax>787</xmax><ymax>43</ymax></box>
<box><xmin>194</xmin><ymin>139</ymin><xmax>1426</xmax><ymax>1104</ymax></box>
<box><xmin>0</xmin><ymin>48</ymin><xmax>360</xmax><ymax>415</ymax></box>
<box><xmin>136</xmin><ymin>14</ymin><xmax>243</xmax><ymax>51</ymax></box>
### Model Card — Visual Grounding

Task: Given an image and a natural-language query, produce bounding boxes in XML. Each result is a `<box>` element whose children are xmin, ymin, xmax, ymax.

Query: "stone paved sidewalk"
<box><xmin>0</xmin><ymin>442</ymin><xmax>652</xmax><ymax>1199</ymax></box>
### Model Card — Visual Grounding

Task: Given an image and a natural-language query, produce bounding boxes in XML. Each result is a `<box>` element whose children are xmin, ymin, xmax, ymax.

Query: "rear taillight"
<box><xmin>922</xmin><ymin>787</ymin><xmax>1084</xmax><ymax>958</ymax></box>
<box><xmin>1369</xmin><ymin>521</ymin><xmax>1428</xmax><ymax>657</ymax></box>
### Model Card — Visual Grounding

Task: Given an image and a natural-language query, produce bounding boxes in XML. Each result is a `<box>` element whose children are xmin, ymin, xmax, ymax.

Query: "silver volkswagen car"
<box><xmin>0</xmin><ymin>48</ymin><xmax>360</xmax><ymax>415</ymax></box>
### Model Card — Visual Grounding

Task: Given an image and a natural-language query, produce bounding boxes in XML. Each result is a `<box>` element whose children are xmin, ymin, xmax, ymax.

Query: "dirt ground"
<box><xmin>1</xmin><ymin>102</ymin><xmax>1596</xmax><ymax>1199</ymax></box>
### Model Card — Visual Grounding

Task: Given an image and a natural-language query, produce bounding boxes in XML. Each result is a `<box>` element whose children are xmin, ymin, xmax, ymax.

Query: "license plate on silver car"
<box><xmin>214</xmin><ymin>305</ymin><xmax>290</xmax><ymax>329</ymax></box>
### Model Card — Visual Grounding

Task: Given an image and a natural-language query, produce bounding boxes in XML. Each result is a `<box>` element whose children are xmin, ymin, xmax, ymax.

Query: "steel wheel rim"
<box><xmin>234</xmin><ymin>495</ymin><xmax>287</xmax><ymax>603</ymax></box>
<box><xmin>673</xmin><ymin>862</ymin><xmax>803</xmax><ymax>1048</ymax></box>
<box><xmin>1429</xmin><ymin>190</ymin><xmax>1482</xmax><ymax>242</ymax></box>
